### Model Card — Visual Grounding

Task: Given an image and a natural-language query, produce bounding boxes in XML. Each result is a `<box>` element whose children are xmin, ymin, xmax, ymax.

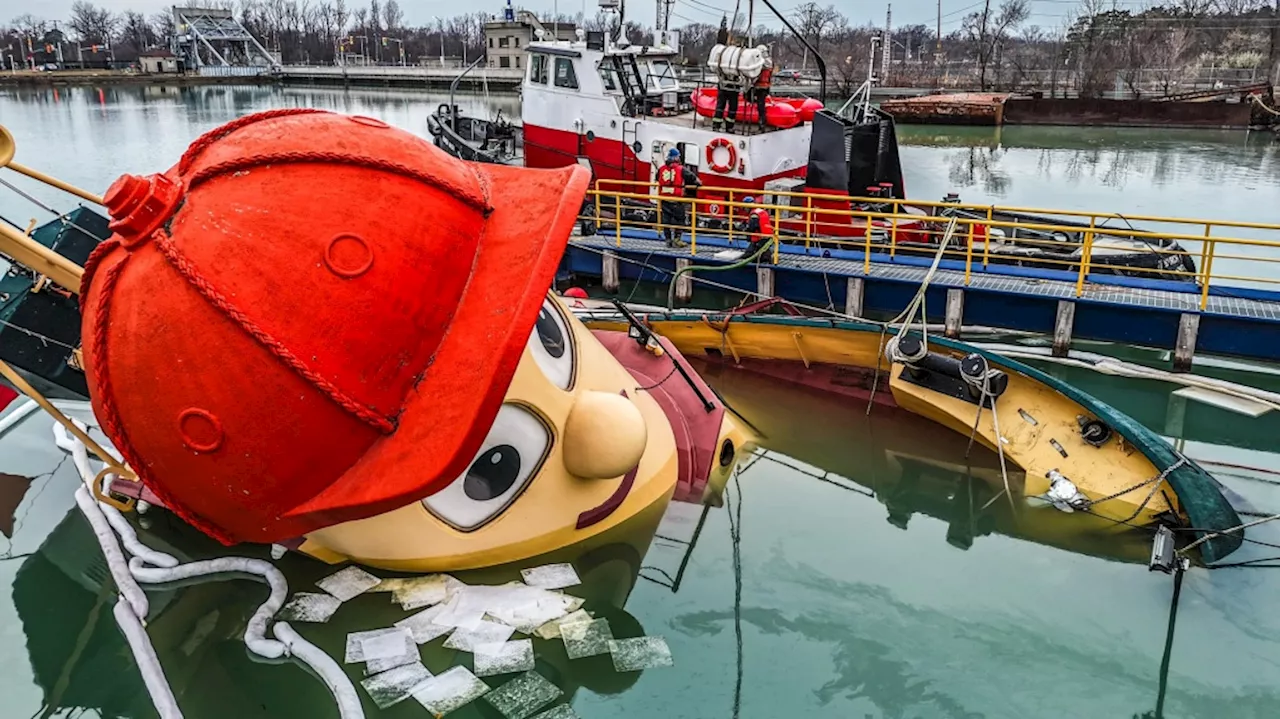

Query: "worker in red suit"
<box><xmin>740</xmin><ymin>195</ymin><xmax>774</xmax><ymax>258</ymax></box>
<box><xmin>656</xmin><ymin>147</ymin><xmax>701</xmax><ymax>248</ymax></box>
<box><xmin>749</xmin><ymin>59</ymin><xmax>773</xmax><ymax>131</ymax></box>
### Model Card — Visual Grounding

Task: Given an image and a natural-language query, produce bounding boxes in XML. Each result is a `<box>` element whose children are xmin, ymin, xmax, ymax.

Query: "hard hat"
<box><xmin>666</xmin><ymin>147</ymin><xmax>681</xmax><ymax>161</ymax></box>
<box><xmin>743</xmin><ymin>196</ymin><xmax>754</xmax><ymax>203</ymax></box>
<box><xmin>83</xmin><ymin>110</ymin><xmax>590</xmax><ymax>544</ymax></box>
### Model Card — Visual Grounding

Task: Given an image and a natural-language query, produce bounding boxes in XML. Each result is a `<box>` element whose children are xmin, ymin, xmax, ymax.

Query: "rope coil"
<box><xmin>54</xmin><ymin>421</ymin><xmax>364</xmax><ymax>719</ymax></box>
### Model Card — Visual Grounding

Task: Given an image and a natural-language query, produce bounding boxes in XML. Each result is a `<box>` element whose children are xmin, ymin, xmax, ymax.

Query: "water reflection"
<box><xmin>897</xmin><ymin>124</ymin><xmax>1280</xmax><ymax>216</ymax></box>
<box><xmin>701</xmin><ymin>361</ymin><xmax>1155</xmax><ymax>564</ymax></box>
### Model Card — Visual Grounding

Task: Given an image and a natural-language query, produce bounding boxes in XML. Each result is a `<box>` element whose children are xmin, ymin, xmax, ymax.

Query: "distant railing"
<box><xmin>579</xmin><ymin>180</ymin><xmax>1280</xmax><ymax>310</ymax></box>
<box><xmin>279</xmin><ymin>64</ymin><xmax>523</xmax><ymax>80</ymax></box>
<box><xmin>197</xmin><ymin>65</ymin><xmax>272</xmax><ymax>77</ymax></box>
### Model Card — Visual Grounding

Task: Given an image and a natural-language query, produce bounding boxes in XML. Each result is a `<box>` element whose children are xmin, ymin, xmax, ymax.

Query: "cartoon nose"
<box><xmin>563</xmin><ymin>391</ymin><xmax>647</xmax><ymax>479</ymax></box>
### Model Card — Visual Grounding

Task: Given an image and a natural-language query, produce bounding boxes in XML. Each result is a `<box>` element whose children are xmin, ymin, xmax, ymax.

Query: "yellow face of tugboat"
<box><xmin>298</xmin><ymin>295</ymin><xmax>683</xmax><ymax>572</ymax></box>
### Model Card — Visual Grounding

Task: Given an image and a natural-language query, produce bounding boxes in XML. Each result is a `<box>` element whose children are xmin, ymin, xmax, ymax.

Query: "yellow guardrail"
<box><xmin>578</xmin><ymin>179</ymin><xmax>1280</xmax><ymax>311</ymax></box>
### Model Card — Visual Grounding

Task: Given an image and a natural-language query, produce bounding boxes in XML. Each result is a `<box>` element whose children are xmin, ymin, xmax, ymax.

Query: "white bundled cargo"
<box><xmin>706</xmin><ymin>43</ymin><xmax>772</xmax><ymax>84</ymax></box>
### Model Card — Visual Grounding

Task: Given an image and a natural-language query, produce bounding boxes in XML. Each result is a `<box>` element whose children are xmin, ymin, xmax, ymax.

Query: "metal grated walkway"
<box><xmin>569</xmin><ymin>235</ymin><xmax>1280</xmax><ymax>321</ymax></box>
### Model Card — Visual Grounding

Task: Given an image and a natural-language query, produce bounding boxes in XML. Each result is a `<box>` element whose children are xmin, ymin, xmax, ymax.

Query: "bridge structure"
<box><xmin>171</xmin><ymin>6</ymin><xmax>276</xmax><ymax>75</ymax></box>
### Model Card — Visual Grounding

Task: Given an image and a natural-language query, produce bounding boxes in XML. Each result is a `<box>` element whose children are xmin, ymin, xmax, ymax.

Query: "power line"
<box><xmin>682</xmin><ymin>0</ymin><xmax>732</xmax><ymax>14</ymax></box>
<box><xmin>670</xmin><ymin>10</ymin><xmax>706</xmax><ymax>25</ymax></box>
<box><xmin>677</xmin><ymin>0</ymin><xmax>727</xmax><ymax>20</ymax></box>
<box><xmin>942</xmin><ymin>1</ymin><xmax>987</xmax><ymax>20</ymax></box>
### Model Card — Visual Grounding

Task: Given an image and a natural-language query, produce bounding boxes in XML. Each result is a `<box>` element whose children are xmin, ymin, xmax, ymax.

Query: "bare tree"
<box><xmin>791</xmin><ymin>2</ymin><xmax>841</xmax><ymax>57</ymax></box>
<box><xmin>383</xmin><ymin>0</ymin><xmax>402</xmax><ymax>32</ymax></box>
<box><xmin>149</xmin><ymin>11</ymin><xmax>174</xmax><ymax>47</ymax></box>
<box><xmin>69</xmin><ymin>1</ymin><xmax>119</xmax><ymax>44</ymax></box>
<box><xmin>963</xmin><ymin>0</ymin><xmax>1029</xmax><ymax>89</ymax></box>
<box><xmin>119</xmin><ymin>10</ymin><xmax>155</xmax><ymax>54</ymax></box>
<box><xmin>10</xmin><ymin>14</ymin><xmax>48</xmax><ymax>37</ymax></box>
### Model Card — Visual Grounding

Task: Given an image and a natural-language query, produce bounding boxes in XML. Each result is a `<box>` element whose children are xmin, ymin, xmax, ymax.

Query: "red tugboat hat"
<box><xmin>80</xmin><ymin>110</ymin><xmax>590</xmax><ymax>544</ymax></box>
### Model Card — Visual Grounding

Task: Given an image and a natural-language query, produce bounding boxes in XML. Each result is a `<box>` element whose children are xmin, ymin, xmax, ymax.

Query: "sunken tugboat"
<box><xmin>80</xmin><ymin>110</ymin><xmax>750</xmax><ymax>571</ymax></box>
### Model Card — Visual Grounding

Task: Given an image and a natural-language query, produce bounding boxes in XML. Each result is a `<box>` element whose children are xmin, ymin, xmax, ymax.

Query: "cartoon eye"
<box><xmin>527</xmin><ymin>296</ymin><xmax>575</xmax><ymax>389</ymax></box>
<box><xmin>422</xmin><ymin>404</ymin><xmax>551</xmax><ymax>531</ymax></box>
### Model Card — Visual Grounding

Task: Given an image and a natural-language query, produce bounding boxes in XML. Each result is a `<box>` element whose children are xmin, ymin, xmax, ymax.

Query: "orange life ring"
<box><xmin>706</xmin><ymin>138</ymin><xmax>737</xmax><ymax>174</ymax></box>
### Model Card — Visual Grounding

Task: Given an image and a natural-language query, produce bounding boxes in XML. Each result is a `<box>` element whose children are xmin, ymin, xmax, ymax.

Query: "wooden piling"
<box><xmin>846</xmin><ymin>277</ymin><xmax>864</xmax><ymax>317</ymax></box>
<box><xmin>757</xmin><ymin>266</ymin><xmax>775</xmax><ymax>298</ymax></box>
<box><xmin>1053</xmin><ymin>300</ymin><xmax>1075</xmax><ymax>357</ymax></box>
<box><xmin>944</xmin><ymin>288</ymin><xmax>964</xmax><ymax>339</ymax></box>
<box><xmin>675</xmin><ymin>258</ymin><xmax>693</xmax><ymax>303</ymax></box>
<box><xmin>1174</xmin><ymin>313</ymin><xmax>1200</xmax><ymax>372</ymax></box>
<box><xmin>602</xmin><ymin>250</ymin><xmax>620</xmax><ymax>293</ymax></box>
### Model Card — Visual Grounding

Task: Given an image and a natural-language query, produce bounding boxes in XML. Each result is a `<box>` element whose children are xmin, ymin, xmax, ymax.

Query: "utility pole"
<box><xmin>936</xmin><ymin>0</ymin><xmax>942</xmax><ymax>62</ymax></box>
<box><xmin>883</xmin><ymin>4</ymin><xmax>892</xmax><ymax>85</ymax></box>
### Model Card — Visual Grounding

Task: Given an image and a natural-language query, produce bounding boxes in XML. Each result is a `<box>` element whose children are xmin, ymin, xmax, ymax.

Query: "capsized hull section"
<box><xmin>577</xmin><ymin>309</ymin><xmax>1243</xmax><ymax>562</ymax></box>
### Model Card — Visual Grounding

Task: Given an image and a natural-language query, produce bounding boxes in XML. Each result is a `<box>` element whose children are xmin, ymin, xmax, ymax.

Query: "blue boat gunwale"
<box><xmin>639</xmin><ymin>309</ymin><xmax>1244</xmax><ymax>563</ymax></box>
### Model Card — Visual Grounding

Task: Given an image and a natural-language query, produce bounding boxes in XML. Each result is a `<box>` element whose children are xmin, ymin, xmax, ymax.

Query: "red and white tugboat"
<box><xmin>429</xmin><ymin>0</ymin><xmax>1192</xmax><ymax>277</ymax></box>
<box><xmin>430</xmin><ymin>0</ymin><xmax>904</xmax><ymax>228</ymax></box>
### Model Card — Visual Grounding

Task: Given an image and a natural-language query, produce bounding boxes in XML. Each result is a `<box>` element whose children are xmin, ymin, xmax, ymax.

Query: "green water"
<box><xmin>3</xmin><ymin>85</ymin><xmax>1280</xmax><ymax>719</ymax></box>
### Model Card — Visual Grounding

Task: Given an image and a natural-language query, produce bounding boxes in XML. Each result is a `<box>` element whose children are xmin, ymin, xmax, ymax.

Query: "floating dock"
<box><xmin>562</xmin><ymin>188</ymin><xmax>1280</xmax><ymax>370</ymax></box>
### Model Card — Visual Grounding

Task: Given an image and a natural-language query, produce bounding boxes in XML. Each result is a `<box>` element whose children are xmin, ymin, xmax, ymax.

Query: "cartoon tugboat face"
<box><xmin>80</xmin><ymin>110</ymin><xmax>747</xmax><ymax>572</ymax></box>
<box><xmin>300</xmin><ymin>293</ymin><xmax>691</xmax><ymax>571</ymax></box>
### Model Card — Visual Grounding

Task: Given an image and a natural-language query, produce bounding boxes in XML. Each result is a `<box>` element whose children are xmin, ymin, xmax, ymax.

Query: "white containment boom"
<box><xmin>707</xmin><ymin>44</ymin><xmax>771</xmax><ymax>84</ymax></box>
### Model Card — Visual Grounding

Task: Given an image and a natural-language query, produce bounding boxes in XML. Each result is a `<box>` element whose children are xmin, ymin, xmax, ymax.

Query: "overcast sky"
<box><xmin>23</xmin><ymin>1</ymin><xmax>1085</xmax><ymax>34</ymax></box>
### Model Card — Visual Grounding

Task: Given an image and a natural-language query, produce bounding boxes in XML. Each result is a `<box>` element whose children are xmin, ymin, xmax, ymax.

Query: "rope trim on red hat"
<box><xmin>88</xmin><ymin>248</ymin><xmax>238</xmax><ymax>545</ymax></box>
<box><xmin>80</xmin><ymin>235</ymin><xmax>119</xmax><ymax>298</ymax></box>
<box><xmin>178</xmin><ymin>108</ymin><xmax>329</xmax><ymax>175</ymax></box>
<box><xmin>186</xmin><ymin>150</ymin><xmax>492</xmax><ymax>213</ymax></box>
<box><xmin>153</xmin><ymin>229</ymin><xmax>397</xmax><ymax>434</ymax></box>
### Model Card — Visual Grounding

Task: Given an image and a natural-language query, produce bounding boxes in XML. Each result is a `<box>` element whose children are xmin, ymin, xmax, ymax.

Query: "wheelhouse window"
<box><xmin>530</xmin><ymin>53</ymin><xmax>549</xmax><ymax>84</ymax></box>
<box><xmin>647</xmin><ymin>59</ymin><xmax>679</xmax><ymax>92</ymax></box>
<box><xmin>554</xmin><ymin>57</ymin><xmax>579</xmax><ymax>90</ymax></box>
<box><xmin>597</xmin><ymin>61</ymin><xmax>620</xmax><ymax>93</ymax></box>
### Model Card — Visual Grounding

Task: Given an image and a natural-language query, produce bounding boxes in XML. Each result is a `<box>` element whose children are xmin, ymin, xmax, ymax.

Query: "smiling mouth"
<box><xmin>575</xmin><ymin>463</ymin><xmax>638</xmax><ymax>530</ymax></box>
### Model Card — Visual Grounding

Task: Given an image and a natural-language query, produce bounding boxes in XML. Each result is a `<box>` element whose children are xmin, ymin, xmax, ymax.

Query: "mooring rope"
<box><xmin>1181</xmin><ymin>511</ymin><xmax>1280</xmax><ymax>555</ymax></box>
<box><xmin>1249</xmin><ymin>93</ymin><xmax>1280</xmax><ymax>117</ymax></box>
<box><xmin>866</xmin><ymin>217</ymin><xmax>960</xmax><ymax>412</ymax></box>
<box><xmin>959</xmin><ymin>354</ymin><xmax>1015</xmax><ymax>514</ymax></box>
